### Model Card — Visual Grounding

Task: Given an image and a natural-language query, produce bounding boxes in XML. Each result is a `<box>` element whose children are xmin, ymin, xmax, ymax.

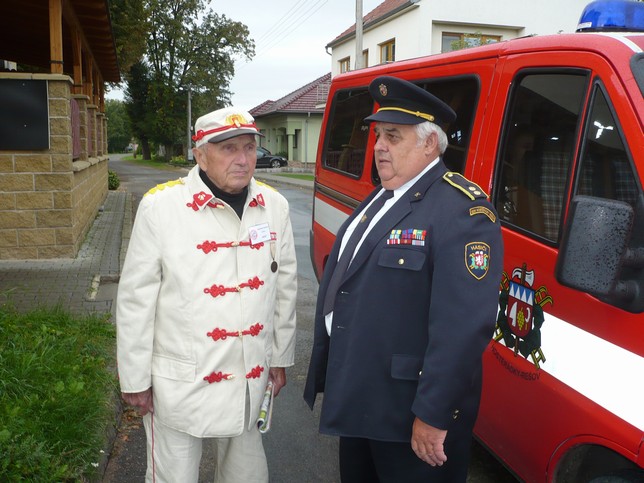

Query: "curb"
<box><xmin>119</xmin><ymin>192</ymin><xmax>133</xmax><ymax>274</ymax></box>
<box><xmin>254</xmin><ymin>173</ymin><xmax>314</xmax><ymax>191</ymax></box>
<box><xmin>99</xmin><ymin>191</ymin><xmax>132</xmax><ymax>483</ymax></box>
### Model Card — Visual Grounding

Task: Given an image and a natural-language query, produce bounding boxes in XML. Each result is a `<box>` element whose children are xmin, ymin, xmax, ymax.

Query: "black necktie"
<box><xmin>322</xmin><ymin>189</ymin><xmax>394</xmax><ymax>315</ymax></box>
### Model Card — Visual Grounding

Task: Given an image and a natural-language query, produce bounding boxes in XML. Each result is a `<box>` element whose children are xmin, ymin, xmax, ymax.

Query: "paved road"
<box><xmin>104</xmin><ymin>155</ymin><xmax>516</xmax><ymax>482</ymax></box>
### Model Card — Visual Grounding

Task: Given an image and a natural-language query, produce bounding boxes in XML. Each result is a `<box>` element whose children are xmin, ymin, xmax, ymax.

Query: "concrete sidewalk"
<box><xmin>0</xmin><ymin>190</ymin><xmax>131</xmax><ymax>316</ymax></box>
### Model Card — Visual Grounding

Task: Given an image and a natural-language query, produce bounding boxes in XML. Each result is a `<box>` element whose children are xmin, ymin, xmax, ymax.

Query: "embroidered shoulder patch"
<box><xmin>144</xmin><ymin>178</ymin><xmax>184</xmax><ymax>197</ymax></box>
<box><xmin>443</xmin><ymin>172</ymin><xmax>488</xmax><ymax>200</ymax></box>
<box><xmin>465</xmin><ymin>242</ymin><xmax>490</xmax><ymax>280</ymax></box>
<box><xmin>469</xmin><ymin>206</ymin><xmax>496</xmax><ymax>223</ymax></box>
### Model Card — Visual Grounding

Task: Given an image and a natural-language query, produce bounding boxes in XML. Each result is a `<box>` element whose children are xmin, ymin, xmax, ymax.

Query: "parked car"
<box><xmin>256</xmin><ymin>146</ymin><xmax>287</xmax><ymax>168</ymax></box>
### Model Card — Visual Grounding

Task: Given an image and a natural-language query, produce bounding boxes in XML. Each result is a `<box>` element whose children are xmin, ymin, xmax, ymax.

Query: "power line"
<box><xmin>247</xmin><ymin>0</ymin><xmax>329</xmax><ymax>63</ymax></box>
<box><xmin>257</xmin><ymin>0</ymin><xmax>328</xmax><ymax>54</ymax></box>
<box><xmin>254</xmin><ymin>0</ymin><xmax>311</xmax><ymax>45</ymax></box>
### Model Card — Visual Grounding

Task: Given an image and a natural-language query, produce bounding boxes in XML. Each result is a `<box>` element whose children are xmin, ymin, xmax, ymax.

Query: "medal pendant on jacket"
<box><xmin>270</xmin><ymin>241</ymin><xmax>277</xmax><ymax>273</ymax></box>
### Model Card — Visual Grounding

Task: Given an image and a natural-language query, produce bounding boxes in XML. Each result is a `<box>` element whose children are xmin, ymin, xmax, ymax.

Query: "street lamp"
<box><xmin>187</xmin><ymin>86</ymin><xmax>193</xmax><ymax>162</ymax></box>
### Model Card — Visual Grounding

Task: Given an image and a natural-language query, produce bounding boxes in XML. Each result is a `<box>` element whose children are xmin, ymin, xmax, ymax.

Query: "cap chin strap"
<box><xmin>377</xmin><ymin>107</ymin><xmax>435</xmax><ymax>122</ymax></box>
<box><xmin>192</xmin><ymin>122</ymin><xmax>258</xmax><ymax>142</ymax></box>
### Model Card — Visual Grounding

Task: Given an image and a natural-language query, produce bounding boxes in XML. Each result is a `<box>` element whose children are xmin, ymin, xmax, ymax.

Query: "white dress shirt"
<box><xmin>325</xmin><ymin>156</ymin><xmax>440</xmax><ymax>334</ymax></box>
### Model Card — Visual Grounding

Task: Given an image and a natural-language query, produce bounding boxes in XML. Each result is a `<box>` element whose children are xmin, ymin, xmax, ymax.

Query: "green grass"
<box><xmin>0</xmin><ymin>305</ymin><xmax>118</xmax><ymax>482</ymax></box>
<box><xmin>275</xmin><ymin>173</ymin><xmax>314</xmax><ymax>181</ymax></box>
<box><xmin>120</xmin><ymin>154</ymin><xmax>188</xmax><ymax>170</ymax></box>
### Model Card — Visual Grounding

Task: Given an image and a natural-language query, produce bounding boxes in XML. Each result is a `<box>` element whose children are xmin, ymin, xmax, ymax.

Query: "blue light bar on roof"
<box><xmin>576</xmin><ymin>0</ymin><xmax>644</xmax><ymax>32</ymax></box>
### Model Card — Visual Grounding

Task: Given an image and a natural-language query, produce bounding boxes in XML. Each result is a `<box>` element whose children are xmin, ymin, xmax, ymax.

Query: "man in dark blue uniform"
<box><xmin>304</xmin><ymin>76</ymin><xmax>503</xmax><ymax>482</ymax></box>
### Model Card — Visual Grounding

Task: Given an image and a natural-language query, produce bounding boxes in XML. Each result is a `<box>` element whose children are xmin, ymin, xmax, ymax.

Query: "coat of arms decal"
<box><xmin>496</xmin><ymin>264</ymin><xmax>553</xmax><ymax>369</ymax></box>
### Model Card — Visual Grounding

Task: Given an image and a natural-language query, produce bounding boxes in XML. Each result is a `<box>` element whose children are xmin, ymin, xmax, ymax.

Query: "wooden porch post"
<box><xmin>72</xmin><ymin>29</ymin><xmax>83</xmax><ymax>94</ymax></box>
<box><xmin>49</xmin><ymin>0</ymin><xmax>64</xmax><ymax>74</ymax></box>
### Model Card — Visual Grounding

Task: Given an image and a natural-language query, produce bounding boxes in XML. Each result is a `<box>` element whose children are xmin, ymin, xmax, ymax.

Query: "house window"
<box><xmin>441</xmin><ymin>32</ymin><xmax>501</xmax><ymax>53</ymax></box>
<box><xmin>339</xmin><ymin>57</ymin><xmax>351</xmax><ymax>73</ymax></box>
<box><xmin>362</xmin><ymin>49</ymin><xmax>369</xmax><ymax>68</ymax></box>
<box><xmin>379</xmin><ymin>39</ymin><xmax>395</xmax><ymax>63</ymax></box>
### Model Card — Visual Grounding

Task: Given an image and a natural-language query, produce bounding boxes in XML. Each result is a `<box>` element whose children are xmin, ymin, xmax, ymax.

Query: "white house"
<box><xmin>250</xmin><ymin>73</ymin><xmax>330</xmax><ymax>168</ymax></box>
<box><xmin>327</xmin><ymin>0</ymin><xmax>594</xmax><ymax>76</ymax></box>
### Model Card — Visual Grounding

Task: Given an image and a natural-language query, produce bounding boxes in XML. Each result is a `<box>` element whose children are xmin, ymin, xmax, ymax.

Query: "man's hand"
<box><xmin>269</xmin><ymin>367</ymin><xmax>286</xmax><ymax>397</ymax></box>
<box><xmin>411</xmin><ymin>417</ymin><xmax>448</xmax><ymax>466</ymax></box>
<box><xmin>122</xmin><ymin>388</ymin><xmax>154</xmax><ymax>416</ymax></box>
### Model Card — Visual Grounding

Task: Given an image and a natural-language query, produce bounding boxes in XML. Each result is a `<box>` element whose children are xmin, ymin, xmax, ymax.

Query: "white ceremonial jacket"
<box><xmin>116</xmin><ymin>166</ymin><xmax>297</xmax><ymax>437</ymax></box>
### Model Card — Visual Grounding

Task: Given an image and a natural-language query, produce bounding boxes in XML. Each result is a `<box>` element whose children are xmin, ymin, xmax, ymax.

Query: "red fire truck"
<box><xmin>309</xmin><ymin>1</ymin><xmax>644</xmax><ymax>481</ymax></box>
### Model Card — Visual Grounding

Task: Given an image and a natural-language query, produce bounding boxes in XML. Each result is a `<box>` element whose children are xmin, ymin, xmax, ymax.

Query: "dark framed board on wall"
<box><xmin>0</xmin><ymin>79</ymin><xmax>49</xmax><ymax>150</ymax></box>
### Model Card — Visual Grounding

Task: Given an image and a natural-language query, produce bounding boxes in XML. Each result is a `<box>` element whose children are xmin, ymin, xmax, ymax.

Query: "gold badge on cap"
<box><xmin>379</xmin><ymin>83</ymin><xmax>388</xmax><ymax>96</ymax></box>
<box><xmin>226</xmin><ymin>113</ymin><xmax>248</xmax><ymax>128</ymax></box>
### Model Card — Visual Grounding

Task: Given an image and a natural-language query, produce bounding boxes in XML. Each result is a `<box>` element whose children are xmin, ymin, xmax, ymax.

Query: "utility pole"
<box><xmin>187</xmin><ymin>86</ymin><xmax>193</xmax><ymax>162</ymax></box>
<box><xmin>355</xmin><ymin>0</ymin><xmax>363</xmax><ymax>70</ymax></box>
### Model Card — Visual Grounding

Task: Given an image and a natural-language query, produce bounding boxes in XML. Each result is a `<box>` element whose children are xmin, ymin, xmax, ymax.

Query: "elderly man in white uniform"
<box><xmin>116</xmin><ymin>106</ymin><xmax>297</xmax><ymax>483</ymax></box>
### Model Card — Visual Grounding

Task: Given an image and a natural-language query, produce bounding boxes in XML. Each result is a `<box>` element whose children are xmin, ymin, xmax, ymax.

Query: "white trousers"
<box><xmin>142</xmin><ymin>411</ymin><xmax>268</xmax><ymax>483</ymax></box>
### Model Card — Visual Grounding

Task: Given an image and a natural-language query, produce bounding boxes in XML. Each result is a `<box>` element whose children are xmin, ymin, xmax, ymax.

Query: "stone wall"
<box><xmin>0</xmin><ymin>73</ymin><xmax>108</xmax><ymax>259</ymax></box>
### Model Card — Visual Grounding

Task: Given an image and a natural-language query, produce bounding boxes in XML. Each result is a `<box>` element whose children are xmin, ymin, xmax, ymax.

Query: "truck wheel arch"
<box><xmin>551</xmin><ymin>440</ymin><xmax>642</xmax><ymax>482</ymax></box>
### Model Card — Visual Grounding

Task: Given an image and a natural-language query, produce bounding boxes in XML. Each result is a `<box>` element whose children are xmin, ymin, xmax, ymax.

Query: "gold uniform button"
<box><xmin>398</xmin><ymin>258</ymin><xmax>405</xmax><ymax>265</ymax></box>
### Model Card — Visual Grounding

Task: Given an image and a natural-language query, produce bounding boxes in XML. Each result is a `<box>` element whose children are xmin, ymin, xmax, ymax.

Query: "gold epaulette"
<box><xmin>144</xmin><ymin>178</ymin><xmax>185</xmax><ymax>197</ymax></box>
<box><xmin>255</xmin><ymin>180</ymin><xmax>277</xmax><ymax>192</ymax></box>
<box><xmin>442</xmin><ymin>172</ymin><xmax>488</xmax><ymax>200</ymax></box>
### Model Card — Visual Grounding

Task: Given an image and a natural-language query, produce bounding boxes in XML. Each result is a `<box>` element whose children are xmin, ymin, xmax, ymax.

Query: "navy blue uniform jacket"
<box><xmin>304</xmin><ymin>161</ymin><xmax>503</xmax><ymax>443</ymax></box>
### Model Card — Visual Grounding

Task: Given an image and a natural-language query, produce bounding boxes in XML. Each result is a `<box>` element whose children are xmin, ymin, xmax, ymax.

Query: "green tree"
<box><xmin>124</xmin><ymin>61</ymin><xmax>153</xmax><ymax>160</ymax></box>
<box><xmin>105</xmin><ymin>99</ymin><xmax>132</xmax><ymax>153</ymax></box>
<box><xmin>138</xmin><ymin>0</ymin><xmax>255</xmax><ymax>159</ymax></box>
<box><xmin>108</xmin><ymin>0</ymin><xmax>150</xmax><ymax>157</ymax></box>
<box><xmin>109</xmin><ymin>0</ymin><xmax>149</xmax><ymax>74</ymax></box>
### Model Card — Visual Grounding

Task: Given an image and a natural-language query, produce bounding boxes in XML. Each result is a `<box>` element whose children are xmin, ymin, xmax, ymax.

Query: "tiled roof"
<box><xmin>250</xmin><ymin>72</ymin><xmax>331</xmax><ymax>117</ymax></box>
<box><xmin>327</xmin><ymin>0</ymin><xmax>412</xmax><ymax>47</ymax></box>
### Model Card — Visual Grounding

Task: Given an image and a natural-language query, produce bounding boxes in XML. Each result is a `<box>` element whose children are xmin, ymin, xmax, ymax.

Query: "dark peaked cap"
<box><xmin>364</xmin><ymin>75</ymin><xmax>456</xmax><ymax>126</ymax></box>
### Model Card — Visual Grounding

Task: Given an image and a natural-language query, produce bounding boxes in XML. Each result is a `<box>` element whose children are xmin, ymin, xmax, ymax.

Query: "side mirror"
<box><xmin>556</xmin><ymin>196</ymin><xmax>643</xmax><ymax>312</ymax></box>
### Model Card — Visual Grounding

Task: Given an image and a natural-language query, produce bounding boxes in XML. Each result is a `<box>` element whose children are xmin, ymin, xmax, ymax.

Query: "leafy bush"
<box><xmin>0</xmin><ymin>306</ymin><xmax>118</xmax><ymax>481</ymax></box>
<box><xmin>169</xmin><ymin>155</ymin><xmax>192</xmax><ymax>167</ymax></box>
<box><xmin>108</xmin><ymin>170</ymin><xmax>120</xmax><ymax>190</ymax></box>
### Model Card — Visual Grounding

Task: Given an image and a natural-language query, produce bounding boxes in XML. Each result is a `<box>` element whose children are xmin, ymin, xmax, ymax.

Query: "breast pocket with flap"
<box><xmin>378</xmin><ymin>247</ymin><xmax>426</xmax><ymax>271</ymax></box>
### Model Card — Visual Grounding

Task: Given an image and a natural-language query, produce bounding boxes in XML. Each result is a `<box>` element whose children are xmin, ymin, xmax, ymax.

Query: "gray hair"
<box><xmin>415</xmin><ymin>121</ymin><xmax>448</xmax><ymax>154</ymax></box>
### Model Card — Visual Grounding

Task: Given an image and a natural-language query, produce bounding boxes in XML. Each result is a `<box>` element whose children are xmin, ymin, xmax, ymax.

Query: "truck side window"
<box><xmin>575</xmin><ymin>84</ymin><xmax>639</xmax><ymax>206</ymax></box>
<box><xmin>370</xmin><ymin>76</ymin><xmax>480</xmax><ymax>185</ymax></box>
<box><xmin>419</xmin><ymin>77</ymin><xmax>479</xmax><ymax>174</ymax></box>
<box><xmin>323</xmin><ymin>88</ymin><xmax>373</xmax><ymax>177</ymax></box>
<box><xmin>495</xmin><ymin>72</ymin><xmax>588</xmax><ymax>242</ymax></box>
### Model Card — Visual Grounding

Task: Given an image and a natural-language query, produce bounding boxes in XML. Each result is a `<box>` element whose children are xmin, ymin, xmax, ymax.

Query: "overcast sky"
<box><xmin>107</xmin><ymin>0</ymin><xmax>383</xmax><ymax>111</ymax></box>
<box><xmin>213</xmin><ymin>0</ymin><xmax>382</xmax><ymax>110</ymax></box>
